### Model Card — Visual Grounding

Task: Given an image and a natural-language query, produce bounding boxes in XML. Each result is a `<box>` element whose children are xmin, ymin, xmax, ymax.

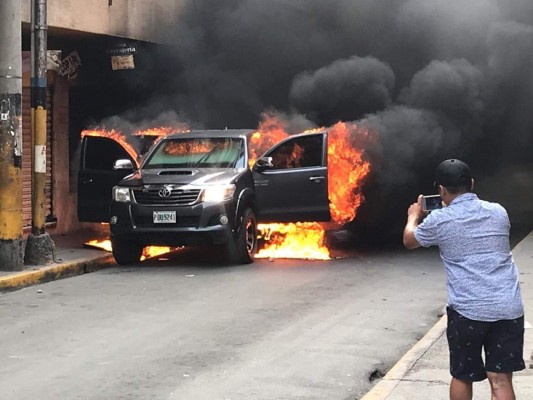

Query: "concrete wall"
<box><xmin>21</xmin><ymin>0</ymin><xmax>187</xmax><ymax>44</ymax></box>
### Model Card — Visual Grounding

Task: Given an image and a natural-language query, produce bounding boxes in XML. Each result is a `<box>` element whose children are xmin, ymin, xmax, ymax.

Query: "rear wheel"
<box><xmin>111</xmin><ymin>238</ymin><xmax>143</xmax><ymax>265</ymax></box>
<box><xmin>228</xmin><ymin>208</ymin><xmax>257</xmax><ymax>264</ymax></box>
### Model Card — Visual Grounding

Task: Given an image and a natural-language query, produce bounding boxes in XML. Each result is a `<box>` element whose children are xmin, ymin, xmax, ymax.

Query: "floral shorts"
<box><xmin>446</xmin><ymin>307</ymin><xmax>525</xmax><ymax>381</ymax></box>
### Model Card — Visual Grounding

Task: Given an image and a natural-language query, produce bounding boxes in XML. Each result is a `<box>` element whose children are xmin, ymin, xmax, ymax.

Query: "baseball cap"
<box><xmin>434</xmin><ymin>159</ymin><xmax>472</xmax><ymax>187</ymax></box>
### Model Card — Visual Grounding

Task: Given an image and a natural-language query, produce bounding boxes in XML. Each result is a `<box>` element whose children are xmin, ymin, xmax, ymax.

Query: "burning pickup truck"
<box><xmin>78</xmin><ymin>129</ymin><xmax>331</xmax><ymax>264</ymax></box>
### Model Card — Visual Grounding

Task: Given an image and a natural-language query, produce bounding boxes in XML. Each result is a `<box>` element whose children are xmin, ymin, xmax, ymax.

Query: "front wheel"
<box><xmin>227</xmin><ymin>208</ymin><xmax>257</xmax><ymax>264</ymax></box>
<box><xmin>111</xmin><ymin>238</ymin><xmax>143</xmax><ymax>265</ymax></box>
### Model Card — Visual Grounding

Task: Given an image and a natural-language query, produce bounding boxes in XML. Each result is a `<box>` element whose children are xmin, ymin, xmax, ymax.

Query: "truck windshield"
<box><xmin>143</xmin><ymin>137</ymin><xmax>245</xmax><ymax>169</ymax></box>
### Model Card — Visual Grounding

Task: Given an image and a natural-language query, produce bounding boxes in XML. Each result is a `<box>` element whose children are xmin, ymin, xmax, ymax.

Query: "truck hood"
<box><xmin>119</xmin><ymin>168</ymin><xmax>245</xmax><ymax>187</ymax></box>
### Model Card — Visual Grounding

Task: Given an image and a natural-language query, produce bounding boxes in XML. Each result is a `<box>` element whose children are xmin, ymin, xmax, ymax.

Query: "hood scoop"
<box><xmin>158</xmin><ymin>170</ymin><xmax>198</xmax><ymax>176</ymax></box>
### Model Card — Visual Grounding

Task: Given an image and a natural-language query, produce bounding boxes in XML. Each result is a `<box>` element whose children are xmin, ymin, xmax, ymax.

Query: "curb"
<box><xmin>0</xmin><ymin>254</ymin><xmax>115</xmax><ymax>292</ymax></box>
<box><xmin>361</xmin><ymin>312</ymin><xmax>448</xmax><ymax>400</ymax></box>
<box><xmin>361</xmin><ymin>231</ymin><xmax>533</xmax><ymax>399</ymax></box>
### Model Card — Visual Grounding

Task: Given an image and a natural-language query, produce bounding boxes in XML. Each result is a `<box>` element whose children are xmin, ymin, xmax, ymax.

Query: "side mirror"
<box><xmin>113</xmin><ymin>159</ymin><xmax>134</xmax><ymax>170</ymax></box>
<box><xmin>254</xmin><ymin>156</ymin><xmax>273</xmax><ymax>171</ymax></box>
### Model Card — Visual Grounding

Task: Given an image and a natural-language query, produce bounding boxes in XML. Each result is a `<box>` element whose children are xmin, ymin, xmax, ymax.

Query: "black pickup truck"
<box><xmin>78</xmin><ymin>129</ymin><xmax>331</xmax><ymax>264</ymax></box>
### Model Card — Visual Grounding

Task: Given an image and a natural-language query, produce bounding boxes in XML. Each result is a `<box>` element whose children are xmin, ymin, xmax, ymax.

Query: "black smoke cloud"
<box><xmin>290</xmin><ymin>56</ymin><xmax>395</xmax><ymax>125</ymax></box>
<box><xmin>117</xmin><ymin>0</ymin><xmax>533</xmax><ymax>234</ymax></box>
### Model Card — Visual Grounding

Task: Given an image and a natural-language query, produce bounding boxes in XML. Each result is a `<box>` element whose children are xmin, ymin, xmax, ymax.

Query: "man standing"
<box><xmin>403</xmin><ymin>159</ymin><xmax>525</xmax><ymax>400</ymax></box>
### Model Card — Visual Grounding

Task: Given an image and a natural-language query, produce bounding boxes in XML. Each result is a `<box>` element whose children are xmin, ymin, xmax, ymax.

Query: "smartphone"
<box><xmin>422</xmin><ymin>195</ymin><xmax>442</xmax><ymax>212</ymax></box>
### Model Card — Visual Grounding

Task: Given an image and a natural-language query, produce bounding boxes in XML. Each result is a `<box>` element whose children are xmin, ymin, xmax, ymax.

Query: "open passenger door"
<box><xmin>77</xmin><ymin>136</ymin><xmax>136</xmax><ymax>222</ymax></box>
<box><xmin>252</xmin><ymin>132</ymin><xmax>330</xmax><ymax>223</ymax></box>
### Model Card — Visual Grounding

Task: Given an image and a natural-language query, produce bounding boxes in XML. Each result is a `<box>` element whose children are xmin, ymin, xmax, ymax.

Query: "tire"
<box><xmin>111</xmin><ymin>238</ymin><xmax>143</xmax><ymax>265</ymax></box>
<box><xmin>227</xmin><ymin>208</ymin><xmax>257</xmax><ymax>264</ymax></box>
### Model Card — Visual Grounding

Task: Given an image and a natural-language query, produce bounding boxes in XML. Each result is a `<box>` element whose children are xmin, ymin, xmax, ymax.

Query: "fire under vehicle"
<box><xmin>78</xmin><ymin>129</ymin><xmax>331</xmax><ymax>265</ymax></box>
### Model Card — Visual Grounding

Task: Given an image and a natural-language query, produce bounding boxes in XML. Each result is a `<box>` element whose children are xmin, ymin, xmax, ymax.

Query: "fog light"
<box><xmin>110</xmin><ymin>216</ymin><xmax>118</xmax><ymax>224</ymax></box>
<box><xmin>220</xmin><ymin>215</ymin><xmax>229</xmax><ymax>225</ymax></box>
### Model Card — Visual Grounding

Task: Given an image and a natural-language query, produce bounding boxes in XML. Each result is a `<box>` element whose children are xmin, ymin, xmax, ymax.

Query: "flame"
<box><xmin>251</xmin><ymin>114</ymin><xmax>372</xmax><ymax>260</ymax></box>
<box><xmin>85</xmin><ymin>239</ymin><xmax>113</xmax><ymax>252</ymax></box>
<box><xmin>85</xmin><ymin>239</ymin><xmax>178</xmax><ymax>261</ymax></box>
<box><xmin>141</xmin><ymin>246</ymin><xmax>178</xmax><ymax>261</ymax></box>
<box><xmin>133</xmin><ymin>125</ymin><xmax>189</xmax><ymax>137</ymax></box>
<box><xmin>326</xmin><ymin>122</ymin><xmax>371</xmax><ymax>224</ymax></box>
<box><xmin>255</xmin><ymin>222</ymin><xmax>330</xmax><ymax>260</ymax></box>
<box><xmin>248</xmin><ymin>116</ymin><xmax>291</xmax><ymax>167</ymax></box>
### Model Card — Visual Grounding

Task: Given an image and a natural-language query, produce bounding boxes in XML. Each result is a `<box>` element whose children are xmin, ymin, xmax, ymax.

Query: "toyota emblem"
<box><xmin>158</xmin><ymin>187</ymin><xmax>172</xmax><ymax>198</ymax></box>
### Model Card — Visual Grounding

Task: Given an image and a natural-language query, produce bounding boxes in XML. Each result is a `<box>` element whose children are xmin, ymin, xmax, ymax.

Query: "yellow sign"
<box><xmin>111</xmin><ymin>55</ymin><xmax>135</xmax><ymax>70</ymax></box>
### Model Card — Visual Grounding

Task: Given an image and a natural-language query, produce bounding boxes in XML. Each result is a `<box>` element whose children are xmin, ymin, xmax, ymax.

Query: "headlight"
<box><xmin>113</xmin><ymin>186</ymin><xmax>131</xmax><ymax>202</ymax></box>
<box><xmin>201</xmin><ymin>185</ymin><xmax>236</xmax><ymax>203</ymax></box>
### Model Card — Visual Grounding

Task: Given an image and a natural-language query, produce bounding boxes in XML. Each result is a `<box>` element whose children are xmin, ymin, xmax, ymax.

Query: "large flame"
<box><xmin>255</xmin><ymin>222</ymin><xmax>330</xmax><ymax>260</ymax></box>
<box><xmin>251</xmin><ymin>114</ymin><xmax>371</xmax><ymax>260</ymax></box>
<box><xmin>325</xmin><ymin>122</ymin><xmax>371</xmax><ymax>224</ymax></box>
<box><xmin>82</xmin><ymin>118</ymin><xmax>371</xmax><ymax>261</ymax></box>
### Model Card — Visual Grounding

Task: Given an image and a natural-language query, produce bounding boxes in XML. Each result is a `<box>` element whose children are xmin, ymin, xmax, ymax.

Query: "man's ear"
<box><xmin>438</xmin><ymin>185</ymin><xmax>446</xmax><ymax>196</ymax></box>
<box><xmin>470</xmin><ymin>178</ymin><xmax>475</xmax><ymax>191</ymax></box>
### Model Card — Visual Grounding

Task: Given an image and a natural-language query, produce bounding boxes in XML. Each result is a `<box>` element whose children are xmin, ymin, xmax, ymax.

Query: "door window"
<box><xmin>268</xmin><ymin>135</ymin><xmax>324</xmax><ymax>170</ymax></box>
<box><xmin>83</xmin><ymin>136</ymin><xmax>133</xmax><ymax>170</ymax></box>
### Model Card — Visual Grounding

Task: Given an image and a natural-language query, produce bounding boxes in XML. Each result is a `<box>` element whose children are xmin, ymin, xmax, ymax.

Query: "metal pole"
<box><xmin>0</xmin><ymin>0</ymin><xmax>24</xmax><ymax>270</ymax></box>
<box><xmin>25</xmin><ymin>0</ymin><xmax>55</xmax><ymax>265</ymax></box>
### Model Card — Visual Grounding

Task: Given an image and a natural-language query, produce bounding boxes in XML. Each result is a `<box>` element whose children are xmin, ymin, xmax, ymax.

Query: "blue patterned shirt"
<box><xmin>415</xmin><ymin>192</ymin><xmax>524</xmax><ymax>321</ymax></box>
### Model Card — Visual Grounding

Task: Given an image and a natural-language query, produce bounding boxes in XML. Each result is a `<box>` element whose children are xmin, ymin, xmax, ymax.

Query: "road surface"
<box><xmin>0</xmin><ymin>246</ymin><xmax>446</xmax><ymax>400</ymax></box>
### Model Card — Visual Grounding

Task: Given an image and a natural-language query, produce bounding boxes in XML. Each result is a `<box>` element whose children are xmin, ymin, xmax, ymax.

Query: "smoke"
<box><xmin>105</xmin><ymin>0</ymin><xmax>533</xmax><ymax>232</ymax></box>
<box><xmin>92</xmin><ymin>110</ymin><xmax>193</xmax><ymax>135</ymax></box>
<box><xmin>290</xmin><ymin>56</ymin><xmax>395</xmax><ymax>125</ymax></box>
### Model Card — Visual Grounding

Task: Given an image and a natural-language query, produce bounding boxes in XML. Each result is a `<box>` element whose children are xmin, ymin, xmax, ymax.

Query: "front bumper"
<box><xmin>109</xmin><ymin>200</ymin><xmax>237</xmax><ymax>247</ymax></box>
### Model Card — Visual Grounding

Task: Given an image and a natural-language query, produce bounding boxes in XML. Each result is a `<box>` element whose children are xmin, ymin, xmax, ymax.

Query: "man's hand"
<box><xmin>407</xmin><ymin>195</ymin><xmax>425</xmax><ymax>221</ymax></box>
<box><xmin>403</xmin><ymin>195</ymin><xmax>425</xmax><ymax>249</ymax></box>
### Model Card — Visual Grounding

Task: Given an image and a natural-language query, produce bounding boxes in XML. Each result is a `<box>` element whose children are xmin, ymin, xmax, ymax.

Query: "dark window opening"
<box><xmin>268</xmin><ymin>135</ymin><xmax>323</xmax><ymax>170</ymax></box>
<box><xmin>83</xmin><ymin>136</ymin><xmax>133</xmax><ymax>170</ymax></box>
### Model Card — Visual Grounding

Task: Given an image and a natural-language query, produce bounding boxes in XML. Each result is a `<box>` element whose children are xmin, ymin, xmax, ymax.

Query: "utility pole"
<box><xmin>0</xmin><ymin>0</ymin><xmax>24</xmax><ymax>270</ymax></box>
<box><xmin>25</xmin><ymin>0</ymin><xmax>55</xmax><ymax>264</ymax></box>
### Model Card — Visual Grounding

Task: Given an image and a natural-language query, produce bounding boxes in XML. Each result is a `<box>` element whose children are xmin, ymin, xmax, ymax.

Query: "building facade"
<box><xmin>18</xmin><ymin>0</ymin><xmax>186</xmax><ymax>235</ymax></box>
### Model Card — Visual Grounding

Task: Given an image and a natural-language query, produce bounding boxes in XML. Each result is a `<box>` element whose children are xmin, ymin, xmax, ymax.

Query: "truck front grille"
<box><xmin>132</xmin><ymin>188</ymin><xmax>201</xmax><ymax>205</ymax></box>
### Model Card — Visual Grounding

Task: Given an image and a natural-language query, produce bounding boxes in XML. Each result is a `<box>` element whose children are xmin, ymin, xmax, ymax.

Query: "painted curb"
<box><xmin>360</xmin><ymin>230</ymin><xmax>533</xmax><ymax>400</ymax></box>
<box><xmin>360</xmin><ymin>313</ymin><xmax>448</xmax><ymax>400</ymax></box>
<box><xmin>0</xmin><ymin>254</ymin><xmax>115</xmax><ymax>292</ymax></box>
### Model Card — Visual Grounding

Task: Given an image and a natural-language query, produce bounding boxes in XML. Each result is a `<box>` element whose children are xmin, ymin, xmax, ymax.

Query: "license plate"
<box><xmin>153</xmin><ymin>211</ymin><xmax>176</xmax><ymax>224</ymax></box>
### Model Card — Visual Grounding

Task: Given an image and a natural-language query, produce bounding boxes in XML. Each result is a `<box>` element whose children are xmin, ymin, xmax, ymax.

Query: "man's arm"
<box><xmin>403</xmin><ymin>195</ymin><xmax>424</xmax><ymax>249</ymax></box>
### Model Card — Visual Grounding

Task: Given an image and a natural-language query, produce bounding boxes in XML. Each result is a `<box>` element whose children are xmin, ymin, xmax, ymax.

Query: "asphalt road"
<box><xmin>0</xmin><ymin>246</ymin><xmax>446</xmax><ymax>400</ymax></box>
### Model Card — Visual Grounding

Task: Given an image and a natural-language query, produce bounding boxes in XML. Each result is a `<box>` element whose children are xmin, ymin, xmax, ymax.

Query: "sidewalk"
<box><xmin>0</xmin><ymin>229</ymin><xmax>113</xmax><ymax>292</ymax></box>
<box><xmin>362</xmin><ymin>230</ymin><xmax>533</xmax><ymax>400</ymax></box>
